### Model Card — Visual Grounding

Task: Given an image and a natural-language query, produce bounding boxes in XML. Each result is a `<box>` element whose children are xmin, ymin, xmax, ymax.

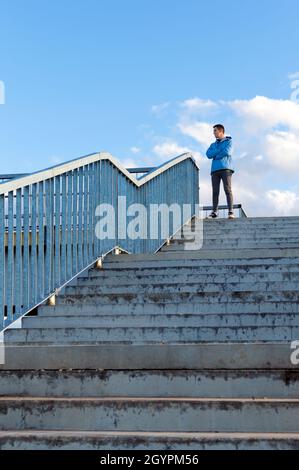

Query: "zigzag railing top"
<box><xmin>0</xmin><ymin>151</ymin><xmax>199</xmax><ymax>195</ymax></box>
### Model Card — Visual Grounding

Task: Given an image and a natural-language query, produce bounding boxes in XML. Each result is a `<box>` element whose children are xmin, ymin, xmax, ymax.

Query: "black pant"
<box><xmin>211</xmin><ymin>169</ymin><xmax>233</xmax><ymax>212</ymax></box>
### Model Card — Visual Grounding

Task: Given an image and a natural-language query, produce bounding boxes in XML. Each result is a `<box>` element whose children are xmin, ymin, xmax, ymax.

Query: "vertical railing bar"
<box><xmin>50</xmin><ymin>178</ymin><xmax>55</xmax><ymax>292</ymax></box>
<box><xmin>66</xmin><ymin>172</ymin><xmax>73</xmax><ymax>279</ymax></box>
<box><xmin>38</xmin><ymin>181</ymin><xmax>45</xmax><ymax>301</ymax></box>
<box><xmin>45</xmin><ymin>179</ymin><xmax>52</xmax><ymax>295</ymax></box>
<box><xmin>6</xmin><ymin>192</ymin><xmax>14</xmax><ymax>324</ymax></box>
<box><xmin>108</xmin><ymin>161</ymin><xmax>112</xmax><ymax>253</ymax></box>
<box><xmin>78</xmin><ymin>167</ymin><xmax>83</xmax><ymax>271</ymax></box>
<box><xmin>22</xmin><ymin>186</ymin><xmax>29</xmax><ymax>314</ymax></box>
<box><xmin>92</xmin><ymin>161</ymin><xmax>98</xmax><ymax>258</ymax></box>
<box><xmin>83</xmin><ymin>166</ymin><xmax>88</xmax><ymax>266</ymax></box>
<box><xmin>30</xmin><ymin>183</ymin><xmax>37</xmax><ymax>306</ymax></box>
<box><xmin>54</xmin><ymin>175</ymin><xmax>60</xmax><ymax>288</ymax></box>
<box><xmin>61</xmin><ymin>173</ymin><xmax>67</xmax><ymax>284</ymax></box>
<box><xmin>95</xmin><ymin>160</ymin><xmax>100</xmax><ymax>256</ymax></box>
<box><xmin>102</xmin><ymin>160</ymin><xmax>107</xmax><ymax>255</ymax></box>
<box><xmin>22</xmin><ymin>185</ymin><xmax>30</xmax><ymax>312</ymax></box>
<box><xmin>72</xmin><ymin>168</ymin><xmax>78</xmax><ymax>275</ymax></box>
<box><xmin>15</xmin><ymin>188</ymin><xmax>22</xmax><ymax>314</ymax></box>
<box><xmin>88</xmin><ymin>163</ymin><xmax>94</xmax><ymax>261</ymax></box>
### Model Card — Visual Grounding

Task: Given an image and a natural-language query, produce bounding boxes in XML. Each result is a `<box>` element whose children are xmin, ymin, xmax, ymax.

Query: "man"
<box><xmin>206</xmin><ymin>124</ymin><xmax>235</xmax><ymax>219</ymax></box>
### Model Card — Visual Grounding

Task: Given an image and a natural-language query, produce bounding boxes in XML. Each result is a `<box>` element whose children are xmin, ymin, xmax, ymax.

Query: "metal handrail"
<box><xmin>0</xmin><ymin>167</ymin><xmax>156</xmax><ymax>182</ymax></box>
<box><xmin>0</xmin><ymin>151</ymin><xmax>199</xmax><ymax>329</ymax></box>
<box><xmin>202</xmin><ymin>204</ymin><xmax>247</xmax><ymax>218</ymax></box>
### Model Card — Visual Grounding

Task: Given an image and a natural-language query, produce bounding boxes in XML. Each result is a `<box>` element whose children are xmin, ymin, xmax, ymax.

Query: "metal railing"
<box><xmin>202</xmin><ymin>204</ymin><xmax>247</xmax><ymax>218</ymax></box>
<box><xmin>0</xmin><ymin>152</ymin><xmax>199</xmax><ymax>329</ymax></box>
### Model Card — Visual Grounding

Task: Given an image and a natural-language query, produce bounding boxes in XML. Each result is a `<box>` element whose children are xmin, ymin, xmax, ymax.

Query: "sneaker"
<box><xmin>228</xmin><ymin>211</ymin><xmax>235</xmax><ymax>219</ymax></box>
<box><xmin>207</xmin><ymin>211</ymin><xmax>218</xmax><ymax>218</ymax></box>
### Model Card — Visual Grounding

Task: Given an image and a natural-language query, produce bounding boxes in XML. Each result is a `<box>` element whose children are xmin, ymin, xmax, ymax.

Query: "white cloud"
<box><xmin>265</xmin><ymin>131</ymin><xmax>299</xmax><ymax>173</ymax></box>
<box><xmin>266</xmin><ymin>189</ymin><xmax>299</xmax><ymax>215</ymax></box>
<box><xmin>130</xmin><ymin>146</ymin><xmax>141</xmax><ymax>154</ymax></box>
<box><xmin>228</xmin><ymin>95</ymin><xmax>299</xmax><ymax>132</ymax></box>
<box><xmin>153</xmin><ymin>141</ymin><xmax>192</xmax><ymax>158</ymax></box>
<box><xmin>153</xmin><ymin>140</ymin><xmax>202</xmax><ymax>167</ymax></box>
<box><xmin>181</xmin><ymin>98</ymin><xmax>217</xmax><ymax>111</ymax></box>
<box><xmin>118</xmin><ymin>158</ymin><xmax>137</xmax><ymax>169</ymax></box>
<box><xmin>178</xmin><ymin>122</ymin><xmax>213</xmax><ymax>147</ymax></box>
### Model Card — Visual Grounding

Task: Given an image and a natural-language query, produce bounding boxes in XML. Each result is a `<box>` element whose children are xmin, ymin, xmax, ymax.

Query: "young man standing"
<box><xmin>206</xmin><ymin>124</ymin><xmax>235</xmax><ymax>219</ymax></box>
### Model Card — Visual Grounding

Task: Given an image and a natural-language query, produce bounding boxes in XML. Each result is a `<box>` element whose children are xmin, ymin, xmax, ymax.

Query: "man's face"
<box><xmin>213</xmin><ymin>127</ymin><xmax>224</xmax><ymax>139</ymax></box>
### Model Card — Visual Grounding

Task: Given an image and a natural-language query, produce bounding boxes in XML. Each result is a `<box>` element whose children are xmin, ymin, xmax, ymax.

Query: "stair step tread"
<box><xmin>0</xmin><ymin>430</ymin><xmax>298</xmax><ymax>438</ymax></box>
<box><xmin>1</xmin><ymin>430</ymin><xmax>299</xmax><ymax>450</ymax></box>
<box><xmin>1</xmin><ymin>396</ymin><xmax>299</xmax><ymax>403</ymax></box>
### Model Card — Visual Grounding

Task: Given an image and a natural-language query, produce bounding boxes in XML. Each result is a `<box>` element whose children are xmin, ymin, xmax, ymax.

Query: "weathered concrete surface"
<box><xmin>1</xmin><ymin>396</ymin><xmax>299</xmax><ymax>432</ymax></box>
<box><xmin>21</xmin><ymin>312</ymin><xmax>299</xmax><ymax>329</ymax></box>
<box><xmin>4</xmin><ymin>325</ymin><xmax>299</xmax><ymax>343</ymax></box>
<box><xmin>37</xmin><ymin>301</ymin><xmax>299</xmax><ymax>315</ymax></box>
<box><xmin>1</xmin><ymin>431</ymin><xmax>299</xmax><ymax>450</ymax></box>
<box><xmin>0</xmin><ymin>343</ymin><xmax>297</xmax><ymax>370</ymax></box>
<box><xmin>1</xmin><ymin>369</ymin><xmax>298</xmax><ymax>398</ymax></box>
<box><xmin>1</xmin><ymin>215</ymin><xmax>299</xmax><ymax>449</ymax></box>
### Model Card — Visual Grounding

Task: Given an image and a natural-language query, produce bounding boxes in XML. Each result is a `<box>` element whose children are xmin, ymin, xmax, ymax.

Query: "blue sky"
<box><xmin>1</xmin><ymin>0</ymin><xmax>299</xmax><ymax>215</ymax></box>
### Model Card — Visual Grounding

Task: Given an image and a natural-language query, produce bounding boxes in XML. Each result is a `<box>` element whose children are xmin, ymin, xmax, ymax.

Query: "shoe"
<box><xmin>228</xmin><ymin>211</ymin><xmax>235</xmax><ymax>219</ymax></box>
<box><xmin>207</xmin><ymin>211</ymin><xmax>218</xmax><ymax>218</ymax></box>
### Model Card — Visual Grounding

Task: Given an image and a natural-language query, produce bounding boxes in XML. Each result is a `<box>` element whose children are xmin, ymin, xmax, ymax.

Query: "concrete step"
<box><xmin>171</xmin><ymin>233</ymin><xmax>299</xmax><ymax>241</ymax></box>
<box><xmin>167</xmin><ymin>237</ymin><xmax>299</xmax><ymax>245</ymax></box>
<box><xmin>0</xmin><ymin>342</ymin><xmax>295</xmax><ymax>369</ymax></box>
<box><xmin>55</xmin><ymin>290</ymin><xmax>299</xmax><ymax>307</ymax></box>
<box><xmin>197</xmin><ymin>225</ymin><xmax>299</xmax><ymax>232</ymax></box>
<box><xmin>86</xmin><ymin>264</ymin><xmax>299</xmax><ymax>279</ymax></box>
<box><xmin>100</xmin><ymin>248</ymin><xmax>299</xmax><ymax>264</ymax></box>
<box><xmin>162</xmin><ymin>242</ymin><xmax>299</xmax><ymax>252</ymax></box>
<box><xmin>4</xmin><ymin>325</ymin><xmax>299</xmax><ymax>343</ymax></box>
<box><xmin>75</xmin><ymin>271</ymin><xmax>299</xmax><ymax>288</ymax></box>
<box><xmin>37</xmin><ymin>300</ymin><xmax>299</xmax><ymax>316</ymax></box>
<box><xmin>62</xmin><ymin>281</ymin><xmax>299</xmax><ymax>297</ymax></box>
<box><xmin>191</xmin><ymin>225</ymin><xmax>299</xmax><ymax>233</ymax></box>
<box><xmin>22</xmin><ymin>313</ymin><xmax>299</xmax><ymax>329</ymax></box>
<box><xmin>0</xmin><ymin>430</ymin><xmax>299</xmax><ymax>450</ymax></box>
<box><xmin>86</xmin><ymin>262</ymin><xmax>299</xmax><ymax>280</ymax></box>
<box><xmin>184</xmin><ymin>232</ymin><xmax>299</xmax><ymax>240</ymax></box>
<box><xmin>1</xmin><ymin>369</ymin><xmax>298</xmax><ymax>398</ymax></box>
<box><xmin>193</xmin><ymin>216</ymin><xmax>299</xmax><ymax>224</ymax></box>
<box><xmin>186</xmin><ymin>227</ymin><xmax>299</xmax><ymax>234</ymax></box>
<box><xmin>1</xmin><ymin>396</ymin><xmax>299</xmax><ymax>432</ymax></box>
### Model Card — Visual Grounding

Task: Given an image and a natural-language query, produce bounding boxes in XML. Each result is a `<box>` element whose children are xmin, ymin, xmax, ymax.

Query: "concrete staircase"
<box><xmin>1</xmin><ymin>216</ymin><xmax>299</xmax><ymax>449</ymax></box>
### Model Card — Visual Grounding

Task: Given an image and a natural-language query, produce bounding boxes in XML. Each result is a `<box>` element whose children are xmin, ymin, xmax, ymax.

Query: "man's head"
<box><xmin>213</xmin><ymin>124</ymin><xmax>225</xmax><ymax>140</ymax></box>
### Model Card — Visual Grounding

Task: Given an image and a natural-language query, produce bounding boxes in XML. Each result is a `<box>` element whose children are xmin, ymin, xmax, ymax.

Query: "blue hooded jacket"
<box><xmin>206</xmin><ymin>136</ymin><xmax>234</xmax><ymax>175</ymax></box>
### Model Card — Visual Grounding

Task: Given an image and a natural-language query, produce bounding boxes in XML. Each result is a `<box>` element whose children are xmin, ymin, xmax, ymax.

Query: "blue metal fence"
<box><xmin>0</xmin><ymin>151</ymin><xmax>199</xmax><ymax>329</ymax></box>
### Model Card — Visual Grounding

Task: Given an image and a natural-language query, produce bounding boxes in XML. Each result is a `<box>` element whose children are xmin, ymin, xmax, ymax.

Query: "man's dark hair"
<box><xmin>213</xmin><ymin>124</ymin><xmax>225</xmax><ymax>133</ymax></box>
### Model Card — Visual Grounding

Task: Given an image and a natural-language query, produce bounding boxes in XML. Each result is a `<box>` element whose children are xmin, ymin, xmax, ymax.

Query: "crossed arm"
<box><xmin>206</xmin><ymin>139</ymin><xmax>232</xmax><ymax>160</ymax></box>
